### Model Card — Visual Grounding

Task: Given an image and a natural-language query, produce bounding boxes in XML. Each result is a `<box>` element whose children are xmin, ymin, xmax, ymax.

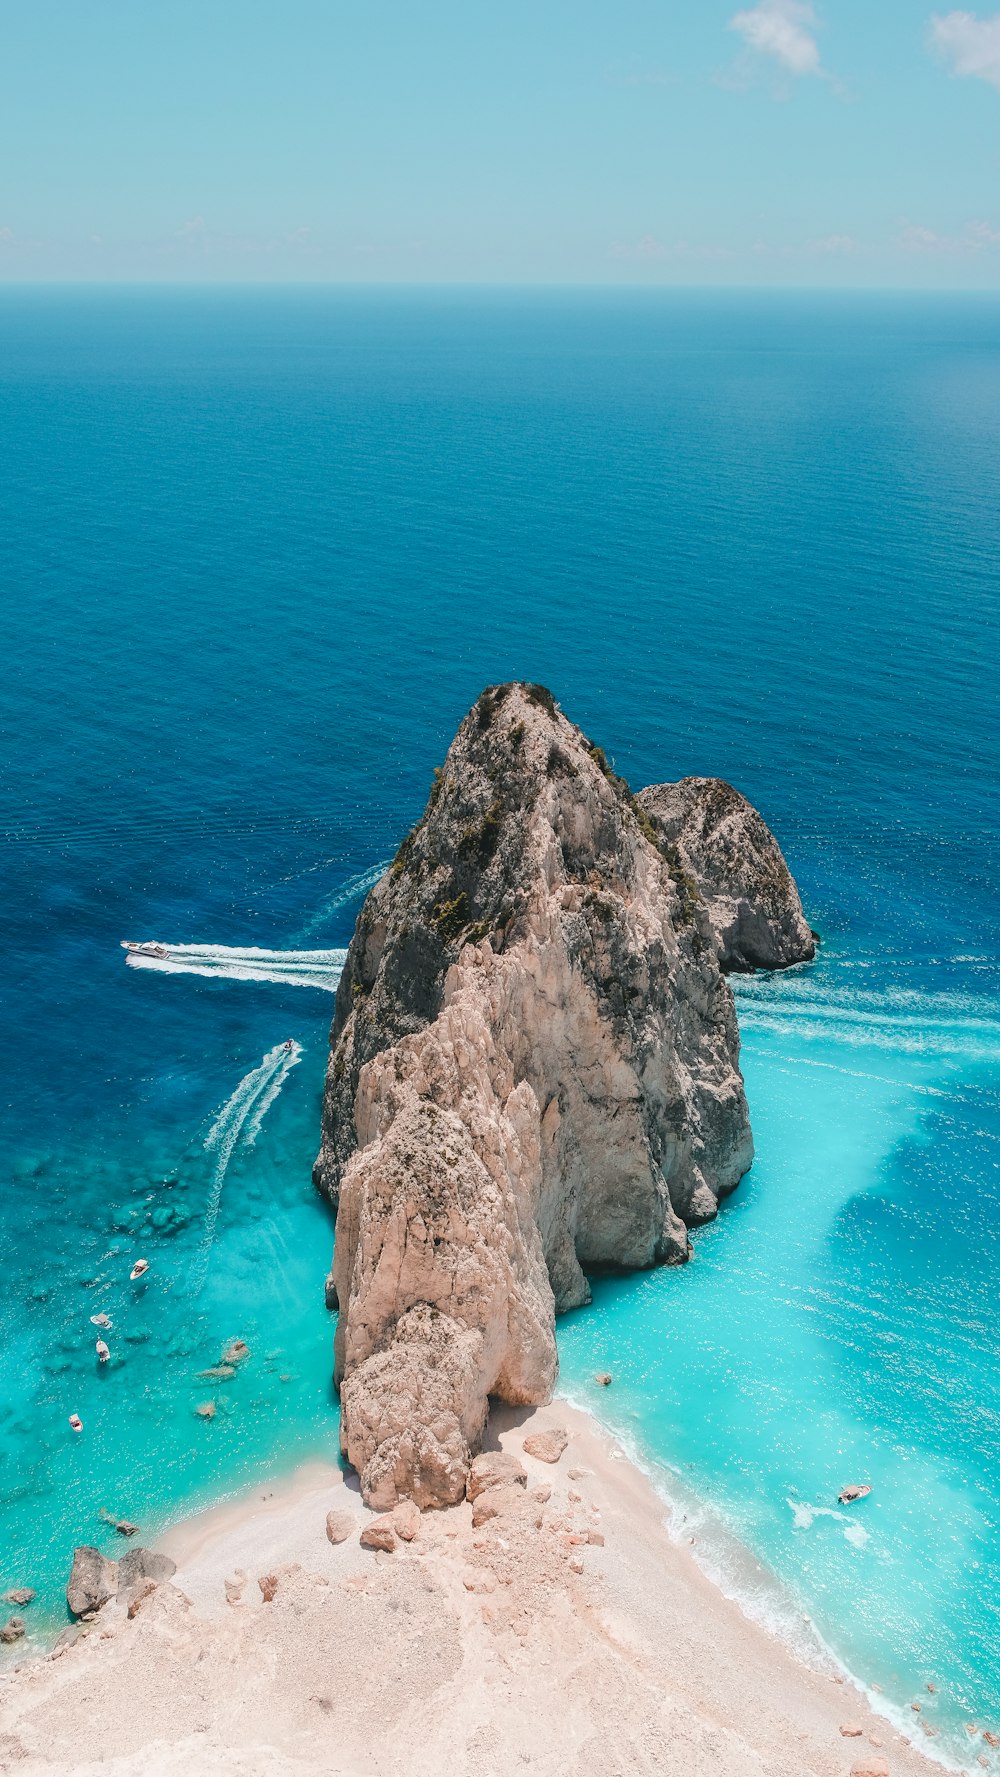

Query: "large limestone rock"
<box><xmin>637</xmin><ymin>777</ymin><xmax>814</xmax><ymax>973</ymax></box>
<box><xmin>67</xmin><ymin>1547</ymin><xmax>117</xmax><ymax>1618</ymax></box>
<box><xmin>316</xmin><ymin>683</ymin><xmax>811</xmax><ymax>1508</ymax></box>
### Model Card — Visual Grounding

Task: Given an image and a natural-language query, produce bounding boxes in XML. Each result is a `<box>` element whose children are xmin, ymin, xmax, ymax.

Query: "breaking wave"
<box><xmin>122</xmin><ymin>943</ymin><xmax>346</xmax><ymax>991</ymax></box>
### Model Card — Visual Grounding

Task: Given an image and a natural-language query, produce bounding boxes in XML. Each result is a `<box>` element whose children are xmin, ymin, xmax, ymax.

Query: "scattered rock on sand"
<box><xmin>325</xmin><ymin>1510</ymin><xmax>354</xmax><ymax>1545</ymax></box>
<box><xmin>2</xmin><ymin>1591</ymin><xmax>34</xmax><ymax>1608</ymax></box>
<box><xmin>522</xmin><ymin>1428</ymin><xmax>568</xmax><ymax>1464</ymax></box>
<box><xmin>126</xmin><ymin>1581</ymin><xmax>158</xmax><ymax>1620</ymax></box>
<box><xmin>67</xmin><ymin>1547</ymin><xmax>118</xmax><ymax>1619</ymax></box>
<box><xmin>224</xmin><ymin>1570</ymin><xmax>246</xmax><ymax>1605</ymax></box>
<box><xmin>984</xmin><ymin>1732</ymin><xmax>999</xmax><ymax>1748</ymax></box>
<box><xmin>392</xmin><ymin>1499</ymin><xmax>420</xmax><ymax>1541</ymax></box>
<box><xmin>258</xmin><ymin>1573</ymin><xmax>279</xmax><ymax>1602</ymax></box>
<box><xmin>462</xmin><ymin>1567</ymin><xmax>496</xmax><ymax>1594</ymax></box>
<box><xmin>850</xmin><ymin>1762</ymin><xmax>889</xmax><ymax>1777</ymax></box>
<box><xmin>471</xmin><ymin>1483</ymin><xmax>528</xmax><ymax>1529</ymax></box>
<box><xmin>840</xmin><ymin>1724</ymin><xmax>864</xmax><ymax>1737</ymax></box>
<box><xmin>359</xmin><ymin>1518</ymin><xmax>397</xmax><ymax>1553</ymax></box>
<box><xmin>587</xmin><ymin>1528</ymin><xmax>605</xmax><ymax>1546</ymax></box>
<box><xmin>466</xmin><ymin>1452</ymin><xmax>526</xmax><ymax>1501</ymax></box>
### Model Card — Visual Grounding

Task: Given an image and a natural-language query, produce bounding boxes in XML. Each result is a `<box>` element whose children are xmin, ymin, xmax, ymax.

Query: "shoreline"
<box><xmin>0</xmin><ymin>1398</ymin><xmax>958</xmax><ymax>1777</ymax></box>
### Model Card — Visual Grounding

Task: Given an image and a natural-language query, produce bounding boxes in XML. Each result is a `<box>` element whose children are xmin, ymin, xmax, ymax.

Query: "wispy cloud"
<box><xmin>898</xmin><ymin>218</ymin><xmax>1000</xmax><ymax>252</ymax></box>
<box><xmin>930</xmin><ymin>10</ymin><xmax>1000</xmax><ymax>87</ymax></box>
<box><xmin>729</xmin><ymin>0</ymin><xmax>822</xmax><ymax>75</ymax></box>
<box><xmin>809</xmin><ymin>233</ymin><xmax>858</xmax><ymax>253</ymax></box>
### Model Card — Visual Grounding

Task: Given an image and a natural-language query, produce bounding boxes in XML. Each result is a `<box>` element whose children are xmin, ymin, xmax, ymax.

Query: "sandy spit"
<box><xmin>0</xmin><ymin>1400</ymin><xmax>945</xmax><ymax>1777</ymax></box>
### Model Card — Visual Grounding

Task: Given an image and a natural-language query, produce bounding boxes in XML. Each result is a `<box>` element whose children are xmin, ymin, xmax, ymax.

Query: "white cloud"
<box><xmin>930</xmin><ymin>11</ymin><xmax>1000</xmax><ymax>88</ymax></box>
<box><xmin>898</xmin><ymin>219</ymin><xmax>1000</xmax><ymax>252</ymax></box>
<box><xmin>810</xmin><ymin>233</ymin><xmax>857</xmax><ymax>253</ymax></box>
<box><xmin>729</xmin><ymin>0</ymin><xmax>822</xmax><ymax>75</ymax></box>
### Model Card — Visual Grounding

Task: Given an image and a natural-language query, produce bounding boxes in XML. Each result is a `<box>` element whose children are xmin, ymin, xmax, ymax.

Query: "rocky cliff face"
<box><xmin>637</xmin><ymin>777</ymin><xmax>815</xmax><ymax>973</ymax></box>
<box><xmin>315</xmin><ymin>683</ymin><xmax>811</xmax><ymax>1509</ymax></box>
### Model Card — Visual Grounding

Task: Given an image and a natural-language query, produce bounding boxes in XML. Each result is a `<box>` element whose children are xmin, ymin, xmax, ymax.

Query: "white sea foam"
<box><xmin>193</xmin><ymin>1040</ymin><xmax>302</xmax><ymax>1286</ymax></box>
<box><xmin>295</xmin><ymin>860</ymin><xmax>388</xmax><ymax>941</ymax></box>
<box><xmin>733</xmin><ymin>975</ymin><xmax>1000</xmax><ymax>1064</ymax></box>
<box><xmin>123</xmin><ymin>943</ymin><xmax>346</xmax><ymax>991</ymax></box>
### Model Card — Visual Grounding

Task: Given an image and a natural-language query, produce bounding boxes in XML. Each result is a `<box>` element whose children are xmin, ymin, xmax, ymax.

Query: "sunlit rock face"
<box><xmin>315</xmin><ymin>683</ymin><xmax>810</xmax><ymax>1507</ymax></box>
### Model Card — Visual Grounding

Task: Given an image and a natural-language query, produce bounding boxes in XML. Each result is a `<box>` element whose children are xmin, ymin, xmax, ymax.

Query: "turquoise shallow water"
<box><xmin>0</xmin><ymin>288</ymin><xmax>997</xmax><ymax>1765</ymax></box>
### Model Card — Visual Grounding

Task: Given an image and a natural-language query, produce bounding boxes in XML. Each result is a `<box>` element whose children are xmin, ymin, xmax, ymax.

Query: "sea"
<box><xmin>1</xmin><ymin>286</ymin><xmax>997</xmax><ymax>1764</ymax></box>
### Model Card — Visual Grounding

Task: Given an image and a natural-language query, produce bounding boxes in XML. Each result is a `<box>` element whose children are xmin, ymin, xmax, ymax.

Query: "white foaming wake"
<box><xmin>295</xmin><ymin>860</ymin><xmax>388</xmax><ymax>942</ymax></box>
<box><xmin>123</xmin><ymin>943</ymin><xmax>346</xmax><ymax>991</ymax></box>
<box><xmin>193</xmin><ymin>1041</ymin><xmax>302</xmax><ymax>1286</ymax></box>
<box><xmin>733</xmin><ymin>975</ymin><xmax>1000</xmax><ymax>1063</ymax></box>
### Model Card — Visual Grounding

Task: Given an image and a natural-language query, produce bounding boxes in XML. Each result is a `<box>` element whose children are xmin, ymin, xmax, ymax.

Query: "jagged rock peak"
<box><xmin>637</xmin><ymin>777</ymin><xmax>815</xmax><ymax>973</ymax></box>
<box><xmin>316</xmin><ymin>682</ymin><xmax>811</xmax><ymax>1511</ymax></box>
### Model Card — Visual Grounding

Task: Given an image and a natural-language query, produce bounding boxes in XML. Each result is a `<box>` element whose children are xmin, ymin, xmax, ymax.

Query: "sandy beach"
<box><xmin>0</xmin><ymin>1400</ymin><xmax>948</xmax><ymax>1777</ymax></box>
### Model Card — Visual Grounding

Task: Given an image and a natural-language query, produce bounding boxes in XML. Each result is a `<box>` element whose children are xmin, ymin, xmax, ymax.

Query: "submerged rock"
<box><xmin>316</xmin><ymin>683</ymin><xmax>813</xmax><ymax>1507</ymax></box>
<box><xmin>67</xmin><ymin>1547</ymin><xmax>118</xmax><ymax>1618</ymax></box>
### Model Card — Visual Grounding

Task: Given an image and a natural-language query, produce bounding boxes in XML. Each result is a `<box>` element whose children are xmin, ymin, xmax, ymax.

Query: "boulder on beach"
<box><xmin>67</xmin><ymin>1547</ymin><xmax>118</xmax><ymax>1619</ymax></box>
<box><xmin>466</xmin><ymin>1452</ymin><xmax>527</xmax><ymax>1502</ymax></box>
<box><xmin>359</xmin><ymin>1517</ymin><xmax>396</xmax><ymax>1553</ymax></box>
<box><xmin>325</xmin><ymin>1509</ymin><xmax>354</xmax><ymax>1545</ymax></box>
<box><xmin>522</xmin><ymin>1428</ymin><xmax>568</xmax><ymax>1464</ymax></box>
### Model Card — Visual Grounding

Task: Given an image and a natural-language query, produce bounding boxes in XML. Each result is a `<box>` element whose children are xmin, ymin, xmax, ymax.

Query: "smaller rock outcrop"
<box><xmin>117</xmin><ymin>1548</ymin><xmax>177</xmax><ymax>1602</ymax></box>
<box><xmin>3</xmin><ymin>1590</ymin><xmax>34</xmax><ymax>1608</ymax></box>
<box><xmin>637</xmin><ymin>778</ymin><xmax>814</xmax><ymax>972</ymax></box>
<box><xmin>67</xmin><ymin>1547</ymin><xmax>117</xmax><ymax>1619</ymax></box>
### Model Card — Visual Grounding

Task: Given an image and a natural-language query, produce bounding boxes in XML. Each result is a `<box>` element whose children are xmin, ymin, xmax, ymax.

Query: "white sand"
<box><xmin>0</xmin><ymin>1401</ymin><xmax>947</xmax><ymax>1777</ymax></box>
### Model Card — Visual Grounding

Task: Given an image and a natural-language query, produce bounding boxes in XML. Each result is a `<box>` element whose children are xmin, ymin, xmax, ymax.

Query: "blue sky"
<box><xmin>2</xmin><ymin>0</ymin><xmax>999</xmax><ymax>285</ymax></box>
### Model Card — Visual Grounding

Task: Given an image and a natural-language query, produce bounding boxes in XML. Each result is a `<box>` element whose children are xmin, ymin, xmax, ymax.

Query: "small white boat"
<box><xmin>121</xmin><ymin>941</ymin><xmax>170</xmax><ymax>960</ymax></box>
<box><xmin>129</xmin><ymin>1259</ymin><xmax>149</xmax><ymax>1281</ymax></box>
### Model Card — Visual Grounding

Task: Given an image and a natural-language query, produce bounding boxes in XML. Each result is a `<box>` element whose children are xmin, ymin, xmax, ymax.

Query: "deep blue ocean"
<box><xmin>1</xmin><ymin>288</ymin><xmax>998</xmax><ymax>1763</ymax></box>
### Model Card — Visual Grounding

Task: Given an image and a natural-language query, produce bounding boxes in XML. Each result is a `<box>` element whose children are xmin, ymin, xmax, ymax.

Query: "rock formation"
<box><xmin>636</xmin><ymin>777</ymin><xmax>815</xmax><ymax>973</ymax></box>
<box><xmin>67</xmin><ymin>1547</ymin><xmax>118</xmax><ymax>1619</ymax></box>
<box><xmin>315</xmin><ymin>683</ymin><xmax>812</xmax><ymax>1509</ymax></box>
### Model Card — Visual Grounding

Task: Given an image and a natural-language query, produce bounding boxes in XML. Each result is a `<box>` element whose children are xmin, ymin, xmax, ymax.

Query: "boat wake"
<box><xmin>194</xmin><ymin>1040</ymin><xmax>302</xmax><ymax>1286</ymax></box>
<box><xmin>732</xmin><ymin>973</ymin><xmax>1000</xmax><ymax>1064</ymax></box>
<box><xmin>122</xmin><ymin>942</ymin><xmax>346</xmax><ymax>991</ymax></box>
<box><xmin>295</xmin><ymin>860</ymin><xmax>387</xmax><ymax>941</ymax></box>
